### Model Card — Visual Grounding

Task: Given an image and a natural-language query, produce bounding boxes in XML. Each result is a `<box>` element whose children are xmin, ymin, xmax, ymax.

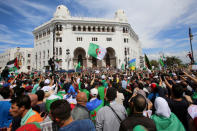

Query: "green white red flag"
<box><xmin>88</xmin><ymin>43</ymin><xmax>106</xmax><ymax>60</ymax></box>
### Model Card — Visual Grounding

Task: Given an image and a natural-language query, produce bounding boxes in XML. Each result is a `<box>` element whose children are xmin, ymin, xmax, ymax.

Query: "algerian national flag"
<box><xmin>159</xmin><ymin>58</ymin><xmax>164</xmax><ymax>67</ymax></box>
<box><xmin>88</xmin><ymin>43</ymin><xmax>106</xmax><ymax>60</ymax></box>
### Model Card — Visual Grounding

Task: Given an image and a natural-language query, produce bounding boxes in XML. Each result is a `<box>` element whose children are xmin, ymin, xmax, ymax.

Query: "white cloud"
<box><xmin>72</xmin><ymin>0</ymin><xmax>197</xmax><ymax>49</ymax></box>
<box><xmin>0</xmin><ymin>8</ymin><xmax>12</xmax><ymax>15</ymax></box>
<box><xmin>0</xmin><ymin>0</ymin><xmax>54</xmax><ymax>26</ymax></box>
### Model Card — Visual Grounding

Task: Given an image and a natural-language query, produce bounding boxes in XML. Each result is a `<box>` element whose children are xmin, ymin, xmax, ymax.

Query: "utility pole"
<box><xmin>189</xmin><ymin>27</ymin><xmax>194</xmax><ymax>64</ymax></box>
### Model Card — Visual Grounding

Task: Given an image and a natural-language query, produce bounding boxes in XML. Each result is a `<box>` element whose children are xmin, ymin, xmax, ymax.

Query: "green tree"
<box><xmin>164</xmin><ymin>56</ymin><xmax>182</xmax><ymax>67</ymax></box>
<box><xmin>150</xmin><ymin>60</ymin><xmax>159</xmax><ymax>68</ymax></box>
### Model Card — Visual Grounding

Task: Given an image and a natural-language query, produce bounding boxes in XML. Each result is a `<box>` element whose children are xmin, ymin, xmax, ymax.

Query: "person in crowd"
<box><xmin>119</xmin><ymin>94</ymin><xmax>156</xmax><ymax>131</ymax></box>
<box><xmin>164</xmin><ymin>82</ymin><xmax>190</xmax><ymax>130</ymax></box>
<box><xmin>50</xmin><ymin>99</ymin><xmax>95</xmax><ymax>131</ymax></box>
<box><xmin>71</xmin><ymin>92</ymin><xmax>90</xmax><ymax>120</ymax></box>
<box><xmin>86</xmin><ymin>88</ymin><xmax>103</xmax><ymax>121</ymax></box>
<box><xmin>96</xmin><ymin>87</ymin><xmax>127</xmax><ymax>131</ymax></box>
<box><xmin>9</xmin><ymin>95</ymin><xmax>43</xmax><ymax>126</ymax></box>
<box><xmin>151</xmin><ymin>97</ymin><xmax>185</xmax><ymax>131</ymax></box>
<box><xmin>0</xmin><ymin>87</ymin><xmax>13</xmax><ymax>128</ymax></box>
<box><xmin>35</xmin><ymin>90</ymin><xmax>46</xmax><ymax>114</ymax></box>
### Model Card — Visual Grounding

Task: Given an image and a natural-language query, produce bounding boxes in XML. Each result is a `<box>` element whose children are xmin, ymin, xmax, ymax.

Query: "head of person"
<box><xmin>76</xmin><ymin>92</ymin><xmax>87</xmax><ymax>106</ymax></box>
<box><xmin>106</xmin><ymin>87</ymin><xmax>117</xmax><ymax>102</ymax></box>
<box><xmin>50</xmin><ymin>100</ymin><xmax>71</xmax><ymax>127</ymax></box>
<box><xmin>28</xmin><ymin>94</ymin><xmax>38</xmax><ymax>107</ymax></box>
<box><xmin>90</xmin><ymin>88</ymin><xmax>98</xmax><ymax>98</ymax></box>
<box><xmin>172</xmin><ymin>83</ymin><xmax>184</xmax><ymax>99</ymax></box>
<box><xmin>0</xmin><ymin>87</ymin><xmax>12</xmax><ymax>99</ymax></box>
<box><xmin>130</xmin><ymin>94</ymin><xmax>146</xmax><ymax>113</ymax></box>
<box><xmin>36</xmin><ymin>90</ymin><xmax>45</xmax><ymax>102</ymax></box>
<box><xmin>154</xmin><ymin>97</ymin><xmax>171</xmax><ymax>118</ymax></box>
<box><xmin>10</xmin><ymin>95</ymin><xmax>31</xmax><ymax>117</ymax></box>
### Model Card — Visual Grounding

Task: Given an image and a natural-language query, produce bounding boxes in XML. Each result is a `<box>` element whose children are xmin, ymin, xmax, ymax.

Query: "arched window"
<box><xmin>83</xmin><ymin>26</ymin><xmax>86</xmax><ymax>31</ymax></box>
<box><xmin>88</xmin><ymin>26</ymin><xmax>91</xmax><ymax>32</ymax></box>
<box><xmin>43</xmin><ymin>51</ymin><xmax>45</xmax><ymax>59</ymax></box>
<box><xmin>72</xmin><ymin>25</ymin><xmax>76</xmax><ymax>31</ymax></box>
<box><xmin>112</xmin><ymin>27</ymin><xmax>115</xmax><ymax>32</ymax></box>
<box><xmin>107</xmin><ymin>27</ymin><xmax>110</xmax><ymax>32</ymax></box>
<box><xmin>59</xmin><ymin>47</ymin><xmax>62</xmax><ymax>55</ymax></box>
<box><xmin>78</xmin><ymin>26</ymin><xmax>81</xmax><ymax>31</ymax></box>
<box><xmin>48</xmin><ymin>50</ymin><xmax>49</xmax><ymax>58</ymax></box>
<box><xmin>123</xmin><ymin>27</ymin><xmax>125</xmax><ymax>33</ymax></box>
<box><xmin>93</xmin><ymin>26</ymin><xmax>96</xmax><ymax>32</ymax></box>
<box><xmin>102</xmin><ymin>27</ymin><xmax>105</xmax><ymax>32</ymax></box>
<box><xmin>98</xmin><ymin>26</ymin><xmax>101</xmax><ymax>32</ymax></box>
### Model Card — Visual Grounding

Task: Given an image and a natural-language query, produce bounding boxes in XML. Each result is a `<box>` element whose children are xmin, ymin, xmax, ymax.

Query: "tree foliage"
<box><xmin>150</xmin><ymin>60</ymin><xmax>159</xmax><ymax>68</ymax></box>
<box><xmin>164</xmin><ymin>56</ymin><xmax>182</xmax><ymax>67</ymax></box>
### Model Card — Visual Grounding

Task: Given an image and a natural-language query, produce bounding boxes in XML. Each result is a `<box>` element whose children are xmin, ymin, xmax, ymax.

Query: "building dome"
<box><xmin>114</xmin><ymin>9</ymin><xmax>128</xmax><ymax>22</ymax></box>
<box><xmin>53</xmin><ymin>5</ymin><xmax>70</xmax><ymax>19</ymax></box>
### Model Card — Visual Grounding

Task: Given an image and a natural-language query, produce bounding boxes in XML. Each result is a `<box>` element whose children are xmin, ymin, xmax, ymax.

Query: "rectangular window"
<box><xmin>27</xmin><ymin>60</ymin><xmax>31</xmax><ymax>64</ymax></box>
<box><xmin>56</xmin><ymin>48</ymin><xmax>58</xmax><ymax>55</ymax></box>
<box><xmin>47</xmin><ymin>29</ymin><xmax>50</xmax><ymax>35</ymax></box>
<box><xmin>77</xmin><ymin>37</ymin><xmax>82</xmax><ymax>41</ymax></box>
<box><xmin>39</xmin><ymin>33</ymin><xmax>42</xmax><ymax>38</ymax></box>
<box><xmin>56</xmin><ymin>37</ymin><xmax>62</xmax><ymax>42</ymax></box>
<box><xmin>106</xmin><ymin>38</ymin><xmax>112</xmax><ymax>41</ymax></box>
<box><xmin>27</xmin><ymin>66</ymin><xmax>31</xmax><ymax>70</ymax></box>
<box><xmin>124</xmin><ymin>38</ymin><xmax>128</xmax><ymax>43</ymax></box>
<box><xmin>92</xmin><ymin>37</ymin><xmax>98</xmax><ymax>41</ymax></box>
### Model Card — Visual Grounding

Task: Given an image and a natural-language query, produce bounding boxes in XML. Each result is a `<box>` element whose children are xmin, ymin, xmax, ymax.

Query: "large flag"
<box><xmin>159</xmin><ymin>58</ymin><xmax>164</xmax><ymax>67</ymax></box>
<box><xmin>144</xmin><ymin>54</ymin><xmax>152</xmax><ymax>70</ymax></box>
<box><xmin>88</xmin><ymin>43</ymin><xmax>106</xmax><ymax>60</ymax></box>
<box><xmin>6</xmin><ymin>58</ymin><xmax>19</xmax><ymax>72</ymax></box>
<box><xmin>128</xmin><ymin>58</ymin><xmax>136</xmax><ymax>70</ymax></box>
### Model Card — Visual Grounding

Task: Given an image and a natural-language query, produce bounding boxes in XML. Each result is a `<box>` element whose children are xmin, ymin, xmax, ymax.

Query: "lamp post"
<box><xmin>66</xmin><ymin>49</ymin><xmax>70</xmax><ymax>71</ymax></box>
<box><xmin>189</xmin><ymin>27</ymin><xmax>195</xmax><ymax>64</ymax></box>
<box><xmin>124</xmin><ymin>48</ymin><xmax>127</xmax><ymax>69</ymax></box>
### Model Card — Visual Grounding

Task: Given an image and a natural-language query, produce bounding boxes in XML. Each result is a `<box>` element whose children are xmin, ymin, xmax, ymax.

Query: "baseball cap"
<box><xmin>90</xmin><ymin>88</ymin><xmax>98</xmax><ymax>96</ymax></box>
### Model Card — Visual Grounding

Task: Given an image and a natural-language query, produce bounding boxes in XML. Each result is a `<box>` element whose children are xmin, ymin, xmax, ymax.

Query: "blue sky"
<box><xmin>0</xmin><ymin>0</ymin><xmax>197</xmax><ymax>63</ymax></box>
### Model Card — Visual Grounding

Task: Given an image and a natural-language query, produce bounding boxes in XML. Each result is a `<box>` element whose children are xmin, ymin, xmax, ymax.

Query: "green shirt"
<box><xmin>31</xmin><ymin>84</ymin><xmax>39</xmax><ymax>94</ymax></box>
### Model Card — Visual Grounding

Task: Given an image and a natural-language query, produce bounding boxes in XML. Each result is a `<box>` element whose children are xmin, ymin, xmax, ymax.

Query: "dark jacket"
<box><xmin>119</xmin><ymin>113</ymin><xmax>156</xmax><ymax>131</ymax></box>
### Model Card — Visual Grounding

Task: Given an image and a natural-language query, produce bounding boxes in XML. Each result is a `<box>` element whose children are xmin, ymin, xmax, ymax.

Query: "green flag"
<box><xmin>145</xmin><ymin>54</ymin><xmax>152</xmax><ymax>70</ymax></box>
<box><xmin>88</xmin><ymin>43</ymin><xmax>106</xmax><ymax>60</ymax></box>
<box><xmin>159</xmin><ymin>58</ymin><xmax>164</xmax><ymax>67</ymax></box>
<box><xmin>76</xmin><ymin>62</ymin><xmax>81</xmax><ymax>69</ymax></box>
<box><xmin>121</xmin><ymin>64</ymin><xmax>125</xmax><ymax>70</ymax></box>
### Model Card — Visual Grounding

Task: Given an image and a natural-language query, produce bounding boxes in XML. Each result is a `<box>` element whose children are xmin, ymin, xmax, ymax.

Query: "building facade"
<box><xmin>0</xmin><ymin>47</ymin><xmax>33</xmax><ymax>72</ymax></box>
<box><xmin>33</xmin><ymin>5</ymin><xmax>142</xmax><ymax>71</ymax></box>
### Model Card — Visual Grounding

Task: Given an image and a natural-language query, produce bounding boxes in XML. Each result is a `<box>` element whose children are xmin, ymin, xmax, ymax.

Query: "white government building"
<box><xmin>32</xmin><ymin>5</ymin><xmax>142</xmax><ymax>71</ymax></box>
<box><xmin>0</xmin><ymin>5</ymin><xmax>143</xmax><ymax>72</ymax></box>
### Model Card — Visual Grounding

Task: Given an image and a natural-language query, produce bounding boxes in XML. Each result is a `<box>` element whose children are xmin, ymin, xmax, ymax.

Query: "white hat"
<box><xmin>44</xmin><ymin>79</ymin><xmax>50</xmax><ymax>84</ymax></box>
<box><xmin>101</xmin><ymin>75</ymin><xmax>105</xmax><ymax>79</ymax></box>
<box><xmin>90</xmin><ymin>88</ymin><xmax>98</xmax><ymax>96</ymax></box>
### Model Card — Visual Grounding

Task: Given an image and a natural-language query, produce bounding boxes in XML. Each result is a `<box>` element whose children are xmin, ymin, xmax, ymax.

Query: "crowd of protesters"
<box><xmin>1</xmin><ymin>67</ymin><xmax>197</xmax><ymax>131</ymax></box>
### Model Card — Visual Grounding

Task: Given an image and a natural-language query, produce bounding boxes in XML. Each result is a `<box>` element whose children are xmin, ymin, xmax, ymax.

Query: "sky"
<box><xmin>0</xmin><ymin>0</ymin><xmax>197</xmax><ymax>63</ymax></box>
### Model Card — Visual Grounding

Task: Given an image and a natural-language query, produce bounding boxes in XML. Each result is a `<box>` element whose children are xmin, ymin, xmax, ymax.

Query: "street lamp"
<box><xmin>189</xmin><ymin>27</ymin><xmax>195</xmax><ymax>64</ymax></box>
<box><xmin>124</xmin><ymin>48</ymin><xmax>127</xmax><ymax>69</ymax></box>
<box><xmin>66</xmin><ymin>49</ymin><xmax>70</xmax><ymax>70</ymax></box>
